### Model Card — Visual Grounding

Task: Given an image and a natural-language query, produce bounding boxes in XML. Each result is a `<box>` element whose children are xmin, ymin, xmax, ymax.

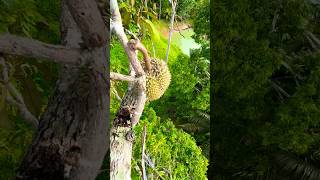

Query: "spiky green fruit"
<box><xmin>141</xmin><ymin>58</ymin><xmax>171</xmax><ymax>101</ymax></box>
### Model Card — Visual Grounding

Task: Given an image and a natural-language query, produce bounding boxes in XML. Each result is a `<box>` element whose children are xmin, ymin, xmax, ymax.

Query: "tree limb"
<box><xmin>0</xmin><ymin>34</ymin><xmax>81</xmax><ymax>64</ymax></box>
<box><xmin>66</xmin><ymin>0</ymin><xmax>108</xmax><ymax>47</ymax></box>
<box><xmin>110</xmin><ymin>0</ymin><xmax>145</xmax><ymax>75</ymax></box>
<box><xmin>110</xmin><ymin>72</ymin><xmax>135</xmax><ymax>82</ymax></box>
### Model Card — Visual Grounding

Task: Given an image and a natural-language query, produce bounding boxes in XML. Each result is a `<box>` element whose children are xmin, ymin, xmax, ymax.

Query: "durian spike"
<box><xmin>128</xmin><ymin>39</ymin><xmax>152</xmax><ymax>73</ymax></box>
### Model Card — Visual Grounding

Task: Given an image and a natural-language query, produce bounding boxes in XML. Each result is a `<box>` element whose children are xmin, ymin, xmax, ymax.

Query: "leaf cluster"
<box><xmin>132</xmin><ymin>107</ymin><xmax>208</xmax><ymax>179</ymax></box>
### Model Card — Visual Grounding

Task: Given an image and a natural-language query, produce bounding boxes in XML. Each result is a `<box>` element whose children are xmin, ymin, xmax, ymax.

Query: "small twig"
<box><xmin>141</xmin><ymin>124</ymin><xmax>147</xmax><ymax>180</ymax></box>
<box><xmin>162</xmin><ymin>168</ymin><xmax>172</xmax><ymax>180</ymax></box>
<box><xmin>7</xmin><ymin>83</ymin><xmax>25</xmax><ymax>104</ymax></box>
<box><xmin>144</xmin><ymin>152</ymin><xmax>155</xmax><ymax>169</ymax></box>
<box><xmin>178</xmin><ymin>29</ymin><xmax>186</xmax><ymax>38</ymax></box>
<box><xmin>5</xmin><ymin>95</ymin><xmax>38</xmax><ymax>128</ymax></box>
<box><xmin>111</xmin><ymin>87</ymin><xmax>122</xmax><ymax>102</ymax></box>
<box><xmin>305</xmin><ymin>31</ymin><xmax>320</xmax><ymax>50</ymax></box>
<box><xmin>125</xmin><ymin>29</ymin><xmax>139</xmax><ymax>40</ymax></box>
<box><xmin>269</xmin><ymin>79</ymin><xmax>291</xmax><ymax>98</ymax></box>
<box><xmin>270</xmin><ymin>10</ymin><xmax>279</xmax><ymax>32</ymax></box>
<box><xmin>271</xmin><ymin>0</ymin><xmax>283</xmax><ymax>33</ymax></box>
<box><xmin>159</xmin><ymin>0</ymin><xmax>162</xmax><ymax>20</ymax></box>
<box><xmin>305</xmin><ymin>34</ymin><xmax>318</xmax><ymax>50</ymax></box>
<box><xmin>174</xmin><ymin>19</ymin><xmax>186</xmax><ymax>38</ymax></box>
<box><xmin>0</xmin><ymin>56</ymin><xmax>8</xmax><ymax>108</ymax></box>
<box><xmin>307</xmin><ymin>31</ymin><xmax>320</xmax><ymax>46</ymax></box>
<box><xmin>0</xmin><ymin>57</ymin><xmax>9</xmax><ymax>83</ymax></box>
<box><xmin>152</xmin><ymin>42</ymin><xmax>156</xmax><ymax>58</ymax></box>
<box><xmin>165</xmin><ymin>0</ymin><xmax>177</xmax><ymax>63</ymax></box>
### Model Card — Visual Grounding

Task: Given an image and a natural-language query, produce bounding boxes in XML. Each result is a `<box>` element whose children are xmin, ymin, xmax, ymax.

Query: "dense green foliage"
<box><xmin>0</xmin><ymin>118</ymin><xmax>33</xmax><ymax>179</ymax></box>
<box><xmin>213</xmin><ymin>0</ymin><xmax>320</xmax><ymax>179</ymax></box>
<box><xmin>192</xmin><ymin>0</ymin><xmax>210</xmax><ymax>45</ymax></box>
<box><xmin>131</xmin><ymin>107</ymin><xmax>208</xmax><ymax>179</ymax></box>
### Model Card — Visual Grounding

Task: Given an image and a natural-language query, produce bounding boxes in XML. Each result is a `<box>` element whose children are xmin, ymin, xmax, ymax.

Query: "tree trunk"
<box><xmin>110</xmin><ymin>79</ymin><xmax>146</xmax><ymax>180</ymax></box>
<box><xmin>110</xmin><ymin>127</ymin><xmax>133</xmax><ymax>179</ymax></box>
<box><xmin>16</xmin><ymin>1</ymin><xmax>110</xmax><ymax>179</ymax></box>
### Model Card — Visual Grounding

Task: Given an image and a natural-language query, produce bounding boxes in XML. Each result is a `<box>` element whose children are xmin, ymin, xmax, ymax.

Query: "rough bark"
<box><xmin>110</xmin><ymin>127</ymin><xmax>134</xmax><ymax>179</ymax></box>
<box><xmin>11</xmin><ymin>0</ymin><xmax>110</xmax><ymax>179</ymax></box>
<box><xmin>66</xmin><ymin>0</ymin><xmax>108</xmax><ymax>47</ymax></box>
<box><xmin>17</xmin><ymin>59</ymin><xmax>109</xmax><ymax>179</ymax></box>
<box><xmin>110</xmin><ymin>78</ymin><xmax>146</xmax><ymax>180</ymax></box>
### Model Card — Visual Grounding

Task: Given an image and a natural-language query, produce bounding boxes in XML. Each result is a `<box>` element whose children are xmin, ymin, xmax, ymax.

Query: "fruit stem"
<box><xmin>129</xmin><ymin>39</ymin><xmax>152</xmax><ymax>73</ymax></box>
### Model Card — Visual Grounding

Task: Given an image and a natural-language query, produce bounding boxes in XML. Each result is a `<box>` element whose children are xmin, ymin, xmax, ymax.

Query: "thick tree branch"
<box><xmin>110</xmin><ymin>0</ymin><xmax>145</xmax><ymax>75</ymax></box>
<box><xmin>66</xmin><ymin>0</ymin><xmax>108</xmax><ymax>47</ymax></box>
<box><xmin>110</xmin><ymin>72</ymin><xmax>135</xmax><ymax>82</ymax></box>
<box><xmin>0</xmin><ymin>34</ymin><xmax>81</xmax><ymax>64</ymax></box>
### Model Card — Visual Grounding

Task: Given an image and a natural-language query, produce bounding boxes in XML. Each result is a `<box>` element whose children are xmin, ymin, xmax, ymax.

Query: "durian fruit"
<box><xmin>128</xmin><ymin>39</ymin><xmax>171</xmax><ymax>101</ymax></box>
<box><xmin>141</xmin><ymin>58</ymin><xmax>171</xmax><ymax>101</ymax></box>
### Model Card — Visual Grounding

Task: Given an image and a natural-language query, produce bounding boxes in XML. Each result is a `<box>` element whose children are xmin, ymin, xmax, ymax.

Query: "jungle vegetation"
<box><xmin>213</xmin><ymin>0</ymin><xmax>320</xmax><ymax>179</ymax></box>
<box><xmin>0</xmin><ymin>0</ymin><xmax>209</xmax><ymax>179</ymax></box>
